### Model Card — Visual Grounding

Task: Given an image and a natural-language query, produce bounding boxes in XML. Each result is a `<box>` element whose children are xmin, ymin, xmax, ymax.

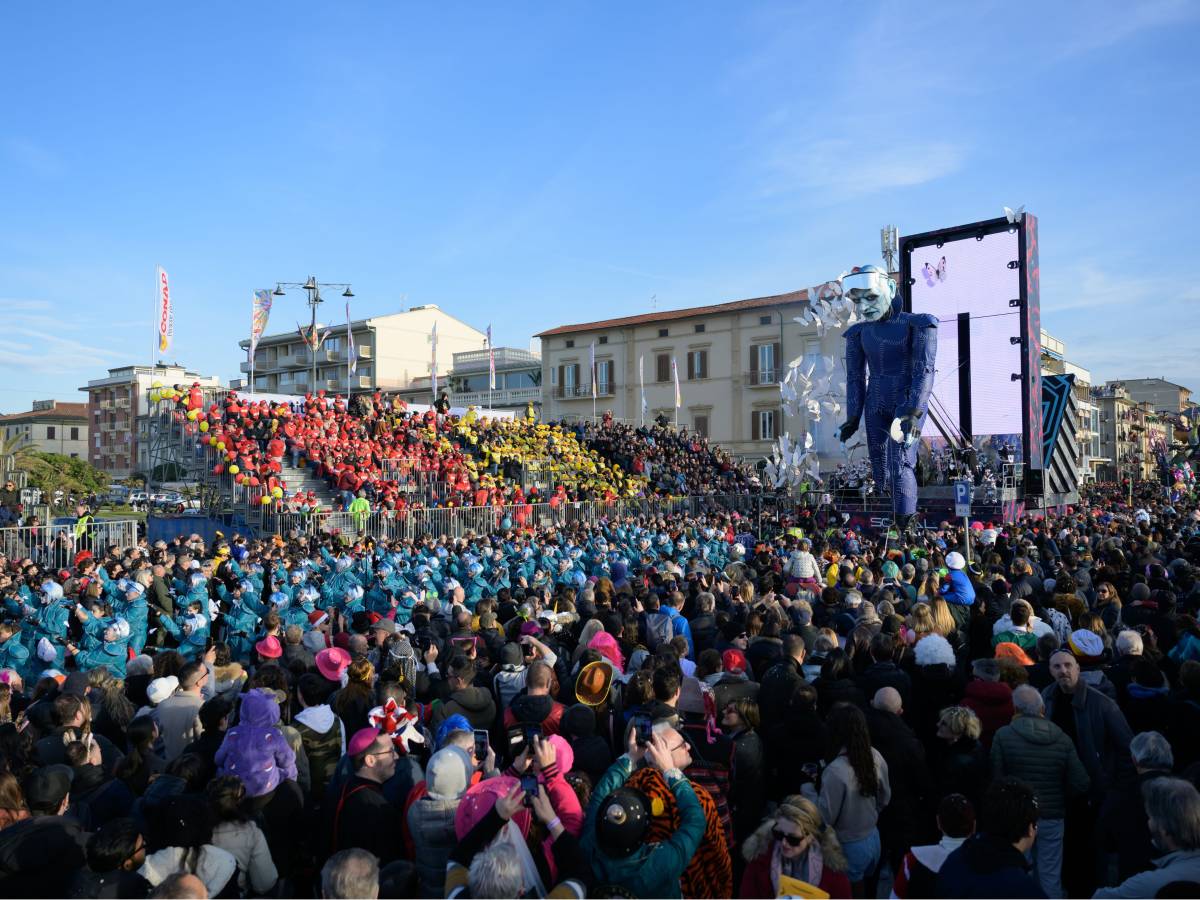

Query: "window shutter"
<box><xmin>606</xmin><ymin>360</ymin><xmax>614</xmax><ymax>388</ymax></box>
<box><xmin>572</xmin><ymin>364</ymin><xmax>580</xmax><ymax>391</ymax></box>
<box><xmin>556</xmin><ymin>365</ymin><xmax>563</xmax><ymax>390</ymax></box>
<box><xmin>752</xmin><ymin>412</ymin><xmax>760</xmax><ymax>441</ymax></box>
<box><xmin>771</xmin><ymin>342</ymin><xmax>781</xmax><ymax>378</ymax></box>
<box><xmin>699</xmin><ymin>350</ymin><xmax>708</xmax><ymax>379</ymax></box>
<box><xmin>750</xmin><ymin>345</ymin><xmax>758</xmax><ymax>377</ymax></box>
<box><xmin>687</xmin><ymin>353</ymin><xmax>695</xmax><ymax>380</ymax></box>
<box><xmin>657</xmin><ymin>354</ymin><xmax>670</xmax><ymax>383</ymax></box>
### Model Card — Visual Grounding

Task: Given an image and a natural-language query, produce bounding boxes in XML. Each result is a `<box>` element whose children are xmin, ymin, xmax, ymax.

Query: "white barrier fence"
<box><xmin>0</xmin><ymin>519</ymin><xmax>139</xmax><ymax>567</ymax></box>
<box><xmin>263</xmin><ymin>493</ymin><xmax>782</xmax><ymax>540</ymax></box>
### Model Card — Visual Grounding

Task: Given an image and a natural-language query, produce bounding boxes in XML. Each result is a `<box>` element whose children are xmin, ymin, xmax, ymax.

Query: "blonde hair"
<box><xmin>742</xmin><ymin>795</ymin><xmax>847</xmax><ymax>871</ymax></box>
<box><xmin>938</xmin><ymin>705</ymin><xmax>982</xmax><ymax>741</ymax></box>
<box><xmin>908</xmin><ymin>603</ymin><xmax>935</xmax><ymax>640</ymax></box>
<box><xmin>929</xmin><ymin>596</ymin><xmax>956</xmax><ymax>636</ymax></box>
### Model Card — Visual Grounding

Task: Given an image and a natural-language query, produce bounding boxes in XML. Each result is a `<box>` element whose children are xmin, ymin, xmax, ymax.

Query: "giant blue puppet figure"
<box><xmin>837</xmin><ymin>265</ymin><xmax>938</xmax><ymax>526</ymax></box>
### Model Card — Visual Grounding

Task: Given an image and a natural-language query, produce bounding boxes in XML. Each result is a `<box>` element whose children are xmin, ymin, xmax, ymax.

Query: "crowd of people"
<box><xmin>0</xmin><ymin>473</ymin><xmax>1198</xmax><ymax>898</ymax></box>
<box><xmin>166</xmin><ymin>387</ymin><xmax>758</xmax><ymax>518</ymax></box>
<box><xmin>571</xmin><ymin>419</ymin><xmax>758</xmax><ymax>497</ymax></box>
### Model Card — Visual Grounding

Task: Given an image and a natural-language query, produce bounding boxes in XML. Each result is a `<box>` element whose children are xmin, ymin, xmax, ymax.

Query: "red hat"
<box><xmin>348</xmin><ymin>727</ymin><xmax>381</xmax><ymax>757</ymax></box>
<box><xmin>721</xmin><ymin>649</ymin><xmax>748</xmax><ymax>675</ymax></box>
<box><xmin>74</xmin><ymin>550</ymin><xmax>93</xmax><ymax>567</ymax></box>
<box><xmin>255</xmin><ymin>636</ymin><xmax>282</xmax><ymax>659</ymax></box>
<box><xmin>308</xmin><ymin>609</ymin><xmax>329</xmax><ymax>628</ymax></box>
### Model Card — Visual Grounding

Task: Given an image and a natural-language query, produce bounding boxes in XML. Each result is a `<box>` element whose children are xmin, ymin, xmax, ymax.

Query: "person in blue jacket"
<box><xmin>581</xmin><ymin>725</ymin><xmax>705</xmax><ymax>899</ymax></box>
<box><xmin>939</xmin><ymin>551</ymin><xmax>977</xmax><ymax>606</ymax></box>
<box><xmin>69</xmin><ymin>617</ymin><xmax>130</xmax><ymax>678</ymax></box>
<box><xmin>159</xmin><ymin>612</ymin><xmax>210</xmax><ymax>660</ymax></box>
<box><xmin>115</xmin><ymin>581</ymin><xmax>150</xmax><ymax>655</ymax></box>
<box><xmin>0</xmin><ymin>622</ymin><xmax>29</xmax><ymax>674</ymax></box>
<box><xmin>22</xmin><ymin>581</ymin><xmax>70</xmax><ymax>670</ymax></box>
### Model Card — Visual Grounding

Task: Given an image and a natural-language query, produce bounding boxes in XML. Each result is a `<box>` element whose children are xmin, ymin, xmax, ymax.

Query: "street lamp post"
<box><xmin>272</xmin><ymin>277</ymin><xmax>353</xmax><ymax>396</ymax></box>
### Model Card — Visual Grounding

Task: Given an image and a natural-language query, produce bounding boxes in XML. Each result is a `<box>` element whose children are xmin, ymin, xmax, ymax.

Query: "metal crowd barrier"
<box><xmin>0</xmin><ymin>519</ymin><xmax>139</xmax><ymax>567</ymax></box>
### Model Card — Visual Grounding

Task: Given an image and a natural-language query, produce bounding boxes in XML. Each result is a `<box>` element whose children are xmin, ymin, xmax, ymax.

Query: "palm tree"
<box><xmin>0</xmin><ymin>431</ymin><xmax>34</xmax><ymax>488</ymax></box>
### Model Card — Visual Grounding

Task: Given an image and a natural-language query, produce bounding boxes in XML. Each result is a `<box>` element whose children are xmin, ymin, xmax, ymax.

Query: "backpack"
<box><xmin>296</xmin><ymin>718</ymin><xmax>343</xmax><ymax>802</ymax></box>
<box><xmin>644</xmin><ymin>610</ymin><xmax>674</xmax><ymax>652</ymax></box>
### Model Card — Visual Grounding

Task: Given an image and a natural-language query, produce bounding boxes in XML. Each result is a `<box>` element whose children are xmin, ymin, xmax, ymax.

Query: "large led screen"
<box><xmin>907</xmin><ymin>227</ymin><xmax>1025</xmax><ymax>467</ymax></box>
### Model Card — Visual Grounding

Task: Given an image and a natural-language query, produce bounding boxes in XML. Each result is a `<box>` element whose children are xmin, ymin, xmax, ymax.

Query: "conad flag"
<box><xmin>155</xmin><ymin>266</ymin><xmax>173</xmax><ymax>353</ymax></box>
<box><xmin>250</xmin><ymin>289</ymin><xmax>272</xmax><ymax>358</ymax></box>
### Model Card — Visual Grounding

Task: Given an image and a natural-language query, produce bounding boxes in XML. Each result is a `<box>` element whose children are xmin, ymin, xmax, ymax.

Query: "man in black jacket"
<box><xmin>329</xmin><ymin>728</ymin><xmax>404</xmax><ymax>864</ymax></box>
<box><xmin>857</xmin><ymin>632</ymin><xmax>913</xmax><ymax>713</ymax></box>
<box><xmin>65</xmin><ymin>818</ymin><xmax>152</xmax><ymax>899</ymax></box>
<box><xmin>757</xmin><ymin>634</ymin><xmax>806</xmax><ymax>724</ymax></box>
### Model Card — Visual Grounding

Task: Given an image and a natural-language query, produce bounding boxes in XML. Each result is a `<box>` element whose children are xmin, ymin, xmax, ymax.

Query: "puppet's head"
<box><xmin>843</xmin><ymin>265</ymin><xmax>897</xmax><ymax>322</ymax></box>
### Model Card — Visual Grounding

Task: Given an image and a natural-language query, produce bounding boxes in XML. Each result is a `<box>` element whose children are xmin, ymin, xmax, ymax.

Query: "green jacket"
<box><xmin>991</xmin><ymin>715</ymin><xmax>1091</xmax><ymax>819</ymax></box>
<box><xmin>580</xmin><ymin>756</ymin><xmax>705</xmax><ymax>899</ymax></box>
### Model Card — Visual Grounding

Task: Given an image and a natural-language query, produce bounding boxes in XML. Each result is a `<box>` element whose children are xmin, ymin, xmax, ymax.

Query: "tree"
<box><xmin>0</xmin><ymin>431</ymin><xmax>34</xmax><ymax>481</ymax></box>
<box><xmin>24</xmin><ymin>452</ymin><xmax>110</xmax><ymax>502</ymax></box>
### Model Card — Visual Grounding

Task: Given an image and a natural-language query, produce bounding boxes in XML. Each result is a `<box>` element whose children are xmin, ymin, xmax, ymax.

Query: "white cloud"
<box><xmin>759</xmin><ymin>138</ymin><xmax>967</xmax><ymax>199</ymax></box>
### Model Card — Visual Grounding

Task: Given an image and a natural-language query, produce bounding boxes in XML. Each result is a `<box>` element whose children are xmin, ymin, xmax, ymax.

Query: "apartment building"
<box><xmin>1119</xmin><ymin>377</ymin><xmax>1193</xmax><ymax>415</ymax></box>
<box><xmin>537</xmin><ymin>290</ymin><xmax>847</xmax><ymax>461</ymax></box>
<box><xmin>1093</xmin><ymin>382</ymin><xmax>1167</xmax><ymax>481</ymax></box>
<box><xmin>0</xmin><ymin>400</ymin><xmax>89</xmax><ymax>459</ymax></box>
<box><xmin>80</xmin><ymin>364</ymin><xmax>222</xmax><ymax>476</ymax></box>
<box><xmin>237</xmin><ymin>304</ymin><xmax>485</xmax><ymax>396</ymax></box>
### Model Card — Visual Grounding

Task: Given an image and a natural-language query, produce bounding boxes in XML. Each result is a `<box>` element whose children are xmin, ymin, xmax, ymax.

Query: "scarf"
<box><xmin>771</xmin><ymin>837</ymin><xmax>824</xmax><ymax>896</ymax></box>
<box><xmin>627</xmin><ymin>766</ymin><xmax>732</xmax><ymax>899</ymax></box>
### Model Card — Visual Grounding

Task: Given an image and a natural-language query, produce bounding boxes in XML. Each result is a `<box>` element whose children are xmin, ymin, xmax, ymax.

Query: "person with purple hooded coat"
<box><xmin>215</xmin><ymin>689</ymin><xmax>298</xmax><ymax>799</ymax></box>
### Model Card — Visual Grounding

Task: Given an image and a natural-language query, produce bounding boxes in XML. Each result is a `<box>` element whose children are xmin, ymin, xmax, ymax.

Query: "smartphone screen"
<box><xmin>473</xmin><ymin>729</ymin><xmax>489</xmax><ymax>761</ymax></box>
<box><xmin>520</xmin><ymin>774</ymin><xmax>539</xmax><ymax>805</ymax></box>
<box><xmin>634</xmin><ymin>715</ymin><xmax>652</xmax><ymax>746</ymax></box>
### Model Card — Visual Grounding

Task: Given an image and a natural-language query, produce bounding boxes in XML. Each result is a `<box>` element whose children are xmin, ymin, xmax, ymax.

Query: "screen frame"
<box><xmin>900</xmin><ymin>215</ymin><xmax>1043</xmax><ymax>495</ymax></box>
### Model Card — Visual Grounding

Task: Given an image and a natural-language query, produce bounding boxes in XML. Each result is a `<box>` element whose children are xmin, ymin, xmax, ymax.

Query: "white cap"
<box><xmin>945</xmin><ymin>551</ymin><xmax>966</xmax><ymax>570</ymax></box>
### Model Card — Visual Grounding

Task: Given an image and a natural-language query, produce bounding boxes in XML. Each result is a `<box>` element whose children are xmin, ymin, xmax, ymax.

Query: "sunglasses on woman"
<box><xmin>773</xmin><ymin>828</ymin><xmax>808</xmax><ymax>847</ymax></box>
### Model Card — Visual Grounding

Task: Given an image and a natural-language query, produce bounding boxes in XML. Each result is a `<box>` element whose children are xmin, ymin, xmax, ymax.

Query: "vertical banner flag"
<box><xmin>671</xmin><ymin>358</ymin><xmax>681</xmax><ymax>408</ymax></box>
<box><xmin>639</xmin><ymin>354</ymin><xmax>647</xmax><ymax>419</ymax></box>
<box><xmin>155</xmin><ymin>266</ymin><xmax>173</xmax><ymax>354</ymax></box>
<box><xmin>487</xmin><ymin>324</ymin><xmax>496</xmax><ymax>390</ymax></box>
<box><xmin>346</xmin><ymin>301</ymin><xmax>357</xmax><ymax>376</ymax></box>
<box><xmin>430</xmin><ymin>320</ymin><xmax>439</xmax><ymax>398</ymax></box>
<box><xmin>590</xmin><ymin>341</ymin><xmax>597</xmax><ymax>399</ymax></box>
<box><xmin>250</xmin><ymin>290</ymin><xmax>272</xmax><ymax>359</ymax></box>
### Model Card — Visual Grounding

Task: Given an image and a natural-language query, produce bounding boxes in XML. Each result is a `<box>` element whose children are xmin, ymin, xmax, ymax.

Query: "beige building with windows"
<box><xmin>237</xmin><ymin>304</ymin><xmax>486</xmax><ymax>396</ymax></box>
<box><xmin>0</xmin><ymin>400</ymin><xmax>89</xmax><ymax>459</ymax></box>
<box><xmin>536</xmin><ymin>290</ymin><xmax>847</xmax><ymax>461</ymax></box>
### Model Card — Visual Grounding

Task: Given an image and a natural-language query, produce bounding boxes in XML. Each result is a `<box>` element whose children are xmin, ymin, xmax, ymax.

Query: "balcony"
<box><xmin>319</xmin><ymin>348</ymin><xmax>343</xmax><ymax>363</ymax></box>
<box><xmin>453</xmin><ymin>347</ymin><xmax>540</xmax><ymax>373</ymax></box>
<box><xmin>745</xmin><ymin>369</ymin><xmax>780</xmax><ymax>387</ymax></box>
<box><xmin>453</xmin><ymin>386</ymin><xmax>542</xmax><ymax>407</ymax></box>
<box><xmin>554</xmin><ymin>382</ymin><xmax>616</xmax><ymax>399</ymax></box>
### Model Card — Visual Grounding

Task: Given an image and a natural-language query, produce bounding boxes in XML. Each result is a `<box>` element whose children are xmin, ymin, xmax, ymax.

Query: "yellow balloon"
<box><xmin>148</xmin><ymin>390</ymin><xmax>161</xmax><ymax>403</ymax></box>
<box><xmin>272</xmin><ymin>486</ymin><xmax>283</xmax><ymax>499</ymax></box>
<box><xmin>215</xmin><ymin>441</ymin><xmax>225</xmax><ymax>451</ymax></box>
<box><xmin>260</xmin><ymin>495</ymin><xmax>272</xmax><ymax>505</ymax></box>
<box><xmin>187</xmin><ymin>409</ymin><xmax>199</xmax><ymax>421</ymax></box>
<box><xmin>199</xmin><ymin>421</ymin><xmax>209</xmax><ymax>432</ymax></box>
<box><xmin>228</xmin><ymin>464</ymin><xmax>239</xmax><ymax>475</ymax></box>
<box><xmin>152</xmin><ymin>380</ymin><xmax>163</xmax><ymax>388</ymax></box>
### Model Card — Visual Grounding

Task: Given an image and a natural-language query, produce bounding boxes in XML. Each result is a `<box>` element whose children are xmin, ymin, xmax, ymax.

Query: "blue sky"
<box><xmin>2</xmin><ymin>1</ymin><xmax>1198</xmax><ymax>413</ymax></box>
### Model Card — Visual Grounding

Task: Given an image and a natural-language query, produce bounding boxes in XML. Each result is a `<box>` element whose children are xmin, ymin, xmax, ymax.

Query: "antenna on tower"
<box><xmin>880</xmin><ymin>225</ymin><xmax>899</xmax><ymax>273</ymax></box>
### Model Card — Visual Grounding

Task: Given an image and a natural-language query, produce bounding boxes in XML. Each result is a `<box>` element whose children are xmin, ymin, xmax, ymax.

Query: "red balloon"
<box><xmin>201</xmin><ymin>435</ymin><xmax>212</xmax><ymax>445</ymax></box>
<box><xmin>249</xmin><ymin>477</ymin><xmax>260</xmax><ymax>487</ymax></box>
<box><xmin>213</xmin><ymin>464</ymin><xmax>224</xmax><ymax>475</ymax></box>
